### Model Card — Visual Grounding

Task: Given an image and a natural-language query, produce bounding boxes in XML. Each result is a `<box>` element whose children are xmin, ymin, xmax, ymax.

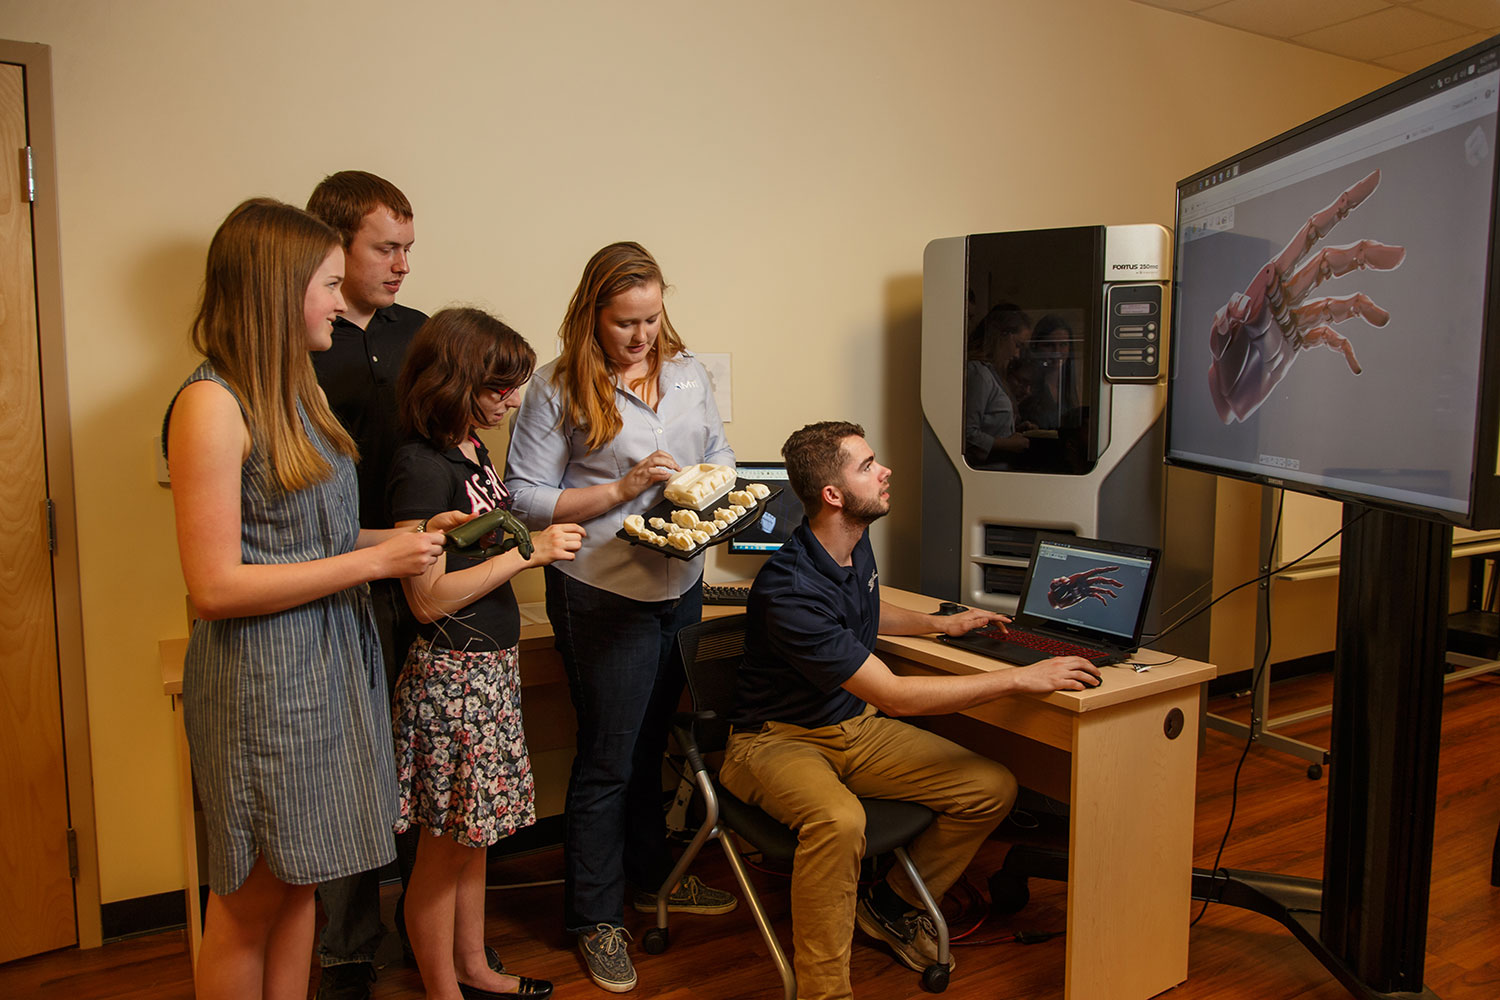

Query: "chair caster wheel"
<box><xmin>1306</xmin><ymin>763</ymin><xmax>1323</xmax><ymax>781</ymax></box>
<box><xmin>921</xmin><ymin>963</ymin><xmax>950</xmax><ymax>993</ymax></box>
<box><xmin>641</xmin><ymin>927</ymin><xmax>669</xmax><ymax>954</ymax></box>
<box><xmin>988</xmin><ymin>870</ymin><xmax>1030</xmax><ymax>915</ymax></box>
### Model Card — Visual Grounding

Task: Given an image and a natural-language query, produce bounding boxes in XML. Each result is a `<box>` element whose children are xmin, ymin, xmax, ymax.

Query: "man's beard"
<box><xmin>843</xmin><ymin>492</ymin><xmax>890</xmax><ymax>526</ymax></box>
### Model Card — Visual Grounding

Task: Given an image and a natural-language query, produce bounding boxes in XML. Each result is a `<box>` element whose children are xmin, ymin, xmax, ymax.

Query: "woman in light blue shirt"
<box><xmin>505</xmin><ymin>242</ymin><xmax>737</xmax><ymax>993</ymax></box>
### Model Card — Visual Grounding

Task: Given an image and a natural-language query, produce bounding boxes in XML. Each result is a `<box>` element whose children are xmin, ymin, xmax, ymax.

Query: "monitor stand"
<box><xmin>1001</xmin><ymin>504</ymin><xmax>1448</xmax><ymax>999</ymax></box>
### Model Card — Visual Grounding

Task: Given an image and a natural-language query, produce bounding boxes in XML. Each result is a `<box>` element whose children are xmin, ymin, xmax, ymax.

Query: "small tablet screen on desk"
<box><xmin>727</xmin><ymin>463</ymin><xmax>801</xmax><ymax>554</ymax></box>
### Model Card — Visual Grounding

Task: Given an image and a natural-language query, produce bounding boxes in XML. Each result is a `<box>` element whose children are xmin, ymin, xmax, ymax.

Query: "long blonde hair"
<box><xmin>555</xmin><ymin>242</ymin><xmax>685</xmax><ymax>452</ymax></box>
<box><xmin>191</xmin><ymin>198</ymin><xmax>356</xmax><ymax>491</ymax></box>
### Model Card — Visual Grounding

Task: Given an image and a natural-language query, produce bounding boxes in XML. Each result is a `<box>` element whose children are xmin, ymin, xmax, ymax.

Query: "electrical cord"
<box><xmin>1130</xmin><ymin>504</ymin><xmax>1367</xmax><ymax>657</ymax></box>
<box><xmin>1189</xmin><ymin>490</ymin><xmax>1284</xmax><ymax>924</ymax></box>
<box><xmin>1187</xmin><ymin>493</ymin><xmax>1363</xmax><ymax>926</ymax></box>
<box><xmin>958</xmin><ymin>929</ymin><xmax>1065</xmax><ymax>946</ymax></box>
<box><xmin>1189</xmin><ymin>491</ymin><xmax>1285</xmax><ymax>924</ymax></box>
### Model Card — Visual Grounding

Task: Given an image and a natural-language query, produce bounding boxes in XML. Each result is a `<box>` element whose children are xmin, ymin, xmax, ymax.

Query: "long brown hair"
<box><xmin>399</xmin><ymin>307</ymin><xmax>536</xmax><ymax>450</ymax></box>
<box><xmin>555</xmin><ymin>242</ymin><xmax>685</xmax><ymax>452</ymax></box>
<box><xmin>191</xmin><ymin>198</ymin><xmax>355</xmax><ymax>491</ymax></box>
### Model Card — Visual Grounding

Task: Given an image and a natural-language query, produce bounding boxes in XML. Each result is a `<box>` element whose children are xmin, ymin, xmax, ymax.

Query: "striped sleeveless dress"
<box><xmin>166</xmin><ymin>363</ymin><xmax>398</xmax><ymax>894</ymax></box>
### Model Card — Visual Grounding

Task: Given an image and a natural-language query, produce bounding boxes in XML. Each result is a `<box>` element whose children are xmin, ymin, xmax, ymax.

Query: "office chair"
<box><xmin>640</xmin><ymin>614</ymin><xmax>952</xmax><ymax>997</ymax></box>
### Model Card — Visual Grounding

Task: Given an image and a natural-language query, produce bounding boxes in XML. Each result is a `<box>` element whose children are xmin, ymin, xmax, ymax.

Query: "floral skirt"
<box><xmin>391</xmin><ymin>636</ymin><xmax>536</xmax><ymax>847</ymax></box>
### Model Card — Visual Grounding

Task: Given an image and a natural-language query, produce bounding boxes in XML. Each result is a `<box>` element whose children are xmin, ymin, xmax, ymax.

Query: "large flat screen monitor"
<box><xmin>1166</xmin><ymin>36</ymin><xmax>1500</xmax><ymax>527</ymax></box>
<box><xmin>726</xmin><ymin>462</ymin><xmax>803</xmax><ymax>554</ymax></box>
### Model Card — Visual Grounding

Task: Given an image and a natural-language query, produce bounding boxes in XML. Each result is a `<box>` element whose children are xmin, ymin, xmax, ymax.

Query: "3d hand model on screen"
<box><xmin>1207</xmin><ymin>169</ymin><xmax>1407</xmax><ymax>423</ymax></box>
<box><xmin>1046</xmin><ymin>565</ymin><xmax>1123</xmax><ymax>610</ymax></box>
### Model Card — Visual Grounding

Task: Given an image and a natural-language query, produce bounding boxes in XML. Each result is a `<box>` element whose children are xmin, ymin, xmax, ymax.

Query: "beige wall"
<box><xmin>0</xmin><ymin>0</ymin><xmax>1393</xmax><ymax>904</ymax></box>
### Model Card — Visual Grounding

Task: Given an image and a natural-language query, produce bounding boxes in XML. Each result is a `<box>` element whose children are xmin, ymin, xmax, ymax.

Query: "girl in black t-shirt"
<box><xmin>388</xmin><ymin>307</ymin><xmax>583</xmax><ymax>1000</ymax></box>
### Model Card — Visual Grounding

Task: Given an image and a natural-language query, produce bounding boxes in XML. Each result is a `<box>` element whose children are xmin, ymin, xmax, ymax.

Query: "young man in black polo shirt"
<box><xmin>306</xmin><ymin>171</ymin><xmax>428</xmax><ymax>1000</ymax></box>
<box><xmin>722</xmin><ymin>420</ymin><xmax>1101</xmax><ymax>1000</ymax></box>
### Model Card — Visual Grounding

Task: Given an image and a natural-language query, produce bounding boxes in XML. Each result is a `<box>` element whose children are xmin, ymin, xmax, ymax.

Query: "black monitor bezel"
<box><xmin>1165</xmin><ymin>34</ymin><xmax>1500</xmax><ymax>529</ymax></box>
<box><xmin>1014</xmin><ymin>532</ymin><xmax>1162</xmax><ymax>647</ymax></box>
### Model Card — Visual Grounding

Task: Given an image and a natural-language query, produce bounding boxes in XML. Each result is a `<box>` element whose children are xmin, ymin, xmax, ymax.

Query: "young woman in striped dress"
<box><xmin>164</xmin><ymin>198</ymin><xmax>465</xmax><ymax>1000</ymax></box>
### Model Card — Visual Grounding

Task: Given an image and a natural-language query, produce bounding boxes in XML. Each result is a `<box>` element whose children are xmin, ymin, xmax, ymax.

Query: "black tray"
<box><xmin>616</xmin><ymin>480</ymin><xmax>784</xmax><ymax>560</ymax></box>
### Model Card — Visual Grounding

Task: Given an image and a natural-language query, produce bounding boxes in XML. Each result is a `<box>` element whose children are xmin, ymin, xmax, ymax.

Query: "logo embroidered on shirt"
<box><xmin>674</xmin><ymin>380</ymin><xmax>699</xmax><ymax>390</ymax></box>
<box><xmin>868</xmin><ymin>569</ymin><xmax>878</xmax><ymax>592</ymax></box>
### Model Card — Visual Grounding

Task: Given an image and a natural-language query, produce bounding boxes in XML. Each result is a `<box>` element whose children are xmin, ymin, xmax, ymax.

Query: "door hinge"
<box><xmin>67</xmin><ymin>828</ymin><xmax>79</xmax><ymax>879</ymax></box>
<box><xmin>44</xmin><ymin>497</ymin><xmax>56</xmax><ymax>554</ymax></box>
<box><xmin>25</xmin><ymin>145</ymin><xmax>35</xmax><ymax>203</ymax></box>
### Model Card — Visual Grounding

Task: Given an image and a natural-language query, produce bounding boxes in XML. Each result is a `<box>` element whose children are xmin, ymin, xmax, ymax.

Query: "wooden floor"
<box><xmin>4</xmin><ymin>670</ymin><xmax>1497</xmax><ymax>1000</ymax></box>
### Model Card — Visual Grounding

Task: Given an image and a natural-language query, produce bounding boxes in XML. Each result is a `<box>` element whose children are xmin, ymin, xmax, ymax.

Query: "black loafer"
<box><xmin>485</xmin><ymin>945</ymin><xmax>506</xmax><ymax>973</ymax></box>
<box><xmin>457</xmin><ymin>975</ymin><xmax>554</xmax><ymax>1000</ymax></box>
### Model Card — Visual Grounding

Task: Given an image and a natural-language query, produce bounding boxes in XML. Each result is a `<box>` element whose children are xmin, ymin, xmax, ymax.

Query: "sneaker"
<box><xmin>315</xmin><ymin>961</ymin><xmax>376</xmax><ymax>1000</ymax></box>
<box><xmin>854</xmin><ymin>894</ymin><xmax>955</xmax><ymax>974</ymax></box>
<box><xmin>630</xmin><ymin>875</ymin><xmax>738</xmax><ymax>915</ymax></box>
<box><xmin>578</xmin><ymin>924</ymin><xmax>636</xmax><ymax>993</ymax></box>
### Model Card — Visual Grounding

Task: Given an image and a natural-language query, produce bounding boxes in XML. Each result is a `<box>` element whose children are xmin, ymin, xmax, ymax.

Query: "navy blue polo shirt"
<box><xmin>731</xmin><ymin>518</ymin><xmax>881</xmax><ymax>729</ymax></box>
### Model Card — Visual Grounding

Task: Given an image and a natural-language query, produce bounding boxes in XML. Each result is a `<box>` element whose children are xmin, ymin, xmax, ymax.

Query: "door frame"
<box><xmin>0</xmin><ymin>38</ymin><xmax>101</xmax><ymax>950</ymax></box>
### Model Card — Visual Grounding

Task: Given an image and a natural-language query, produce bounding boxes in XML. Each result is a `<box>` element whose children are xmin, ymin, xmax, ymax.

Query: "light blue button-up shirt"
<box><xmin>505</xmin><ymin>351</ymin><xmax>733</xmax><ymax>602</ymax></box>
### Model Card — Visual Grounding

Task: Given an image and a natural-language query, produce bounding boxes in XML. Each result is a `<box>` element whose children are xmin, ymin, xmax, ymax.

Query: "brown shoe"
<box><xmin>854</xmin><ymin>894</ymin><xmax>955</xmax><ymax>973</ymax></box>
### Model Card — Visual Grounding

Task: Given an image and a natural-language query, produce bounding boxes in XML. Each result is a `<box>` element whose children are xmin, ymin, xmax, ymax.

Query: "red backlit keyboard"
<box><xmin>961</xmin><ymin>623</ymin><xmax>1119</xmax><ymax>665</ymax></box>
<box><xmin>1000</xmin><ymin>628</ymin><xmax>1106</xmax><ymax>660</ymax></box>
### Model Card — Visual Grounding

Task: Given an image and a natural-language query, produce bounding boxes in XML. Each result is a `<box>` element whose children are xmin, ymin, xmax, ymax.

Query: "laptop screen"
<box><xmin>1016</xmin><ymin>536</ymin><xmax>1158</xmax><ymax>643</ymax></box>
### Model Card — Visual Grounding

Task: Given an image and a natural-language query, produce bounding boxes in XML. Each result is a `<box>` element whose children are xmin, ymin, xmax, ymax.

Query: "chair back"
<box><xmin>674</xmin><ymin>613</ymin><xmax>749</xmax><ymax>754</ymax></box>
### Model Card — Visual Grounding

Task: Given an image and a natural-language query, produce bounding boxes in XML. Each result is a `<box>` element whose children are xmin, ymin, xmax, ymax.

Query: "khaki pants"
<box><xmin>720</xmin><ymin>706</ymin><xmax>1017</xmax><ymax>1000</ymax></box>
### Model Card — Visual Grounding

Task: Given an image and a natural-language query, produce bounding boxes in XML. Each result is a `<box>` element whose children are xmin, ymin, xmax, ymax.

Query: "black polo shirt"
<box><xmin>312</xmin><ymin>302</ymin><xmax>429</xmax><ymax>528</ymax></box>
<box><xmin>387</xmin><ymin>435</ymin><xmax>521</xmax><ymax>652</ymax></box>
<box><xmin>731</xmin><ymin>518</ymin><xmax>881</xmax><ymax>729</ymax></box>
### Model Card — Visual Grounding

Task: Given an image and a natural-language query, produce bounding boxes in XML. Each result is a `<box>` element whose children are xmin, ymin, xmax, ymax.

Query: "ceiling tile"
<box><xmin>1203</xmin><ymin>0</ymin><xmax>1390</xmax><ymax>39</ymax></box>
<box><xmin>1293</xmin><ymin>7</ymin><xmax>1471</xmax><ymax>58</ymax></box>
<box><xmin>1408</xmin><ymin>0</ymin><xmax>1500</xmax><ymax>29</ymax></box>
<box><xmin>1374</xmin><ymin>29</ymin><xmax>1495</xmax><ymax>68</ymax></box>
<box><xmin>1128</xmin><ymin>0</ymin><xmax>1498</xmax><ymax>68</ymax></box>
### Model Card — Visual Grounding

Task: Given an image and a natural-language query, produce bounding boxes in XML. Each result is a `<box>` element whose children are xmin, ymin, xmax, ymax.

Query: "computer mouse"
<box><xmin>936</xmin><ymin>601</ymin><xmax>968</xmax><ymax>616</ymax></box>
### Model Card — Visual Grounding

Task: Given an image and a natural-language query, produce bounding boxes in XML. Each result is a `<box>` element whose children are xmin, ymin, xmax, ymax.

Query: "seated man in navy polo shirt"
<box><xmin>720</xmin><ymin>420</ymin><xmax>1101</xmax><ymax>1000</ymax></box>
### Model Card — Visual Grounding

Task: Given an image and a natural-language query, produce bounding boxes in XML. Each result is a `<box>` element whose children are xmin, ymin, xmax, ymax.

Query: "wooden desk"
<box><xmin>877</xmin><ymin>587</ymin><xmax>1216</xmax><ymax>1000</ymax></box>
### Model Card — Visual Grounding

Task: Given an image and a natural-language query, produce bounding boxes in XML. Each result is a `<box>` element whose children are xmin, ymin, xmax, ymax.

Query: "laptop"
<box><xmin>942</xmin><ymin>533</ymin><xmax>1160</xmax><ymax>666</ymax></box>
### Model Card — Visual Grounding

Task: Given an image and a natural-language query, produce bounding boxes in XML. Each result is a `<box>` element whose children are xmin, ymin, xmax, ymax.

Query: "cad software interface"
<box><xmin>1171</xmin><ymin>54</ymin><xmax>1500</xmax><ymax>515</ymax></box>
<box><xmin>1020</xmin><ymin>540</ymin><xmax>1154</xmax><ymax>640</ymax></box>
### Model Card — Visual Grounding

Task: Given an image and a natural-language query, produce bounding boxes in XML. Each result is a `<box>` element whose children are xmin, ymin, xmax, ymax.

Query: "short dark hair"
<box><xmin>306</xmin><ymin>170</ymin><xmax>413</xmax><ymax>248</ymax></box>
<box><xmin>782</xmin><ymin>420</ymin><xmax>865</xmax><ymax>516</ymax></box>
<box><xmin>398</xmin><ymin>308</ymin><xmax>536</xmax><ymax>450</ymax></box>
